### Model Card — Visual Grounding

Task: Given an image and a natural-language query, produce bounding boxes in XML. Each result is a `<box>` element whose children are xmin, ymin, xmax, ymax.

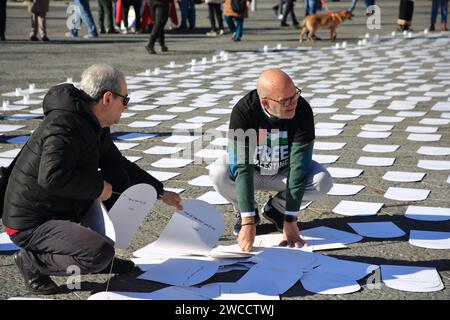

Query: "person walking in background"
<box><xmin>304</xmin><ymin>0</ymin><xmax>317</xmax><ymax>16</ymax></box>
<box><xmin>27</xmin><ymin>0</ymin><xmax>50</xmax><ymax>41</ymax></box>
<box><xmin>145</xmin><ymin>0</ymin><xmax>170</xmax><ymax>54</ymax></box>
<box><xmin>178</xmin><ymin>0</ymin><xmax>196</xmax><ymax>30</ymax></box>
<box><xmin>348</xmin><ymin>0</ymin><xmax>375</xmax><ymax>16</ymax></box>
<box><xmin>223</xmin><ymin>0</ymin><xmax>250</xmax><ymax>41</ymax></box>
<box><xmin>98</xmin><ymin>0</ymin><xmax>118</xmax><ymax>34</ymax></box>
<box><xmin>429</xmin><ymin>0</ymin><xmax>448</xmax><ymax>31</ymax></box>
<box><xmin>206</xmin><ymin>0</ymin><xmax>225</xmax><ymax>36</ymax></box>
<box><xmin>280</xmin><ymin>0</ymin><xmax>299</xmax><ymax>27</ymax></box>
<box><xmin>121</xmin><ymin>0</ymin><xmax>142</xmax><ymax>33</ymax></box>
<box><xmin>0</xmin><ymin>0</ymin><xmax>7</xmax><ymax>41</ymax></box>
<box><xmin>66</xmin><ymin>0</ymin><xmax>99</xmax><ymax>38</ymax></box>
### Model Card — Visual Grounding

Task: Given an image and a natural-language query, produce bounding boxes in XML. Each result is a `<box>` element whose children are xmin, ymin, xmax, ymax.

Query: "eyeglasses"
<box><xmin>110</xmin><ymin>91</ymin><xmax>130</xmax><ymax>106</ymax></box>
<box><xmin>262</xmin><ymin>87</ymin><xmax>302</xmax><ymax>107</ymax></box>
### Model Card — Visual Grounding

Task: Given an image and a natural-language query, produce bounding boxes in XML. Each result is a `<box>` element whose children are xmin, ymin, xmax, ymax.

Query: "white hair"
<box><xmin>79</xmin><ymin>64</ymin><xmax>125</xmax><ymax>99</ymax></box>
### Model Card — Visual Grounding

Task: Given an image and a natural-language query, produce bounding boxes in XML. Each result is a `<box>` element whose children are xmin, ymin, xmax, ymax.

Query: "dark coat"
<box><xmin>2</xmin><ymin>84</ymin><xmax>163</xmax><ymax>230</ymax></box>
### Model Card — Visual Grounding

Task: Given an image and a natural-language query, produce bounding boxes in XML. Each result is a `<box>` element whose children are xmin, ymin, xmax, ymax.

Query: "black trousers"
<box><xmin>148</xmin><ymin>3</ymin><xmax>169</xmax><ymax>47</ymax></box>
<box><xmin>98</xmin><ymin>0</ymin><xmax>114</xmax><ymax>32</ymax></box>
<box><xmin>10</xmin><ymin>167</ymin><xmax>131</xmax><ymax>277</ymax></box>
<box><xmin>282</xmin><ymin>0</ymin><xmax>298</xmax><ymax>24</ymax></box>
<box><xmin>0</xmin><ymin>0</ymin><xmax>6</xmax><ymax>39</ymax></box>
<box><xmin>207</xmin><ymin>3</ymin><xmax>224</xmax><ymax>31</ymax></box>
<box><xmin>122</xmin><ymin>0</ymin><xmax>141</xmax><ymax>30</ymax></box>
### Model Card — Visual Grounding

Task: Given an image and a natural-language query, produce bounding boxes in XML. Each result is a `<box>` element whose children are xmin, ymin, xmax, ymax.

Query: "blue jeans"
<box><xmin>70</xmin><ymin>0</ymin><xmax>98</xmax><ymax>36</ymax></box>
<box><xmin>431</xmin><ymin>0</ymin><xmax>448</xmax><ymax>24</ymax></box>
<box><xmin>349</xmin><ymin>0</ymin><xmax>375</xmax><ymax>12</ymax></box>
<box><xmin>304</xmin><ymin>0</ymin><xmax>317</xmax><ymax>16</ymax></box>
<box><xmin>224</xmin><ymin>16</ymin><xmax>243</xmax><ymax>40</ymax></box>
<box><xmin>179</xmin><ymin>0</ymin><xmax>196</xmax><ymax>29</ymax></box>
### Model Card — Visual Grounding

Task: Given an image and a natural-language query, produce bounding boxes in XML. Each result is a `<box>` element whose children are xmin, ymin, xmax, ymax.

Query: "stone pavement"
<box><xmin>0</xmin><ymin>0</ymin><xmax>449</xmax><ymax>300</ymax></box>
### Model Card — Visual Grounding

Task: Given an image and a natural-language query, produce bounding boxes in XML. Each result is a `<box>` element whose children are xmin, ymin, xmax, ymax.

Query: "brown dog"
<box><xmin>299</xmin><ymin>9</ymin><xmax>353</xmax><ymax>42</ymax></box>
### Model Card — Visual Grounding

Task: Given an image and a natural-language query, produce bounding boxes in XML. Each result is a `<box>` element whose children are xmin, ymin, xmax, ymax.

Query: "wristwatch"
<box><xmin>284</xmin><ymin>215</ymin><xmax>298</xmax><ymax>223</ymax></box>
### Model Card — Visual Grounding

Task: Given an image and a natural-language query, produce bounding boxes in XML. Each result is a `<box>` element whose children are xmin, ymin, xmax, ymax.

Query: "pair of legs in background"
<box><xmin>146</xmin><ymin>2</ymin><xmax>169</xmax><ymax>54</ymax></box>
<box><xmin>224</xmin><ymin>16</ymin><xmax>243</xmax><ymax>41</ymax></box>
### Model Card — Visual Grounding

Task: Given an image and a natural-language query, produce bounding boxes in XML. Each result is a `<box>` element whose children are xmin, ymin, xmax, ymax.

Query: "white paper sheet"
<box><xmin>314</xmin><ymin>142</ymin><xmax>346</xmax><ymax>151</ymax></box>
<box><xmin>381</xmin><ymin>265</ymin><xmax>444</xmax><ymax>293</ymax></box>
<box><xmin>188</xmin><ymin>175</ymin><xmax>213</xmax><ymax>187</ymax></box>
<box><xmin>362</xmin><ymin>144</ymin><xmax>400</xmax><ymax>153</ymax></box>
<box><xmin>137</xmin><ymin>258</ymin><xmax>219</xmax><ymax>286</ymax></box>
<box><xmin>417</xmin><ymin>159</ymin><xmax>450</xmax><ymax>171</ymax></box>
<box><xmin>162</xmin><ymin>135</ymin><xmax>201</xmax><ymax>144</ymax></box>
<box><xmin>327</xmin><ymin>167</ymin><xmax>363</xmax><ymax>178</ymax></box>
<box><xmin>151</xmin><ymin>158</ymin><xmax>193</xmax><ymax>168</ymax></box>
<box><xmin>409</xmin><ymin>230</ymin><xmax>450</xmax><ymax>249</ymax></box>
<box><xmin>197</xmin><ymin>191</ymin><xmax>229</xmax><ymax>205</ymax></box>
<box><xmin>416</xmin><ymin>146</ymin><xmax>450</xmax><ymax>156</ymax></box>
<box><xmin>253</xmin><ymin>232</ymin><xmax>346</xmax><ymax>252</ymax></box>
<box><xmin>357</xmin><ymin>131</ymin><xmax>392</xmax><ymax>139</ymax></box>
<box><xmin>384</xmin><ymin>187</ymin><xmax>430</xmax><ymax>201</ymax></box>
<box><xmin>146</xmin><ymin>170</ymin><xmax>180</xmax><ymax>181</ymax></box>
<box><xmin>333</xmin><ymin>200</ymin><xmax>383</xmax><ymax>216</ymax></box>
<box><xmin>145</xmin><ymin>114</ymin><xmax>177</xmax><ymax>121</ymax></box>
<box><xmin>407</xmin><ymin>133</ymin><xmax>441</xmax><ymax>142</ymax></box>
<box><xmin>327</xmin><ymin>184</ymin><xmax>365</xmax><ymax>196</ymax></box>
<box><xmin>144</xmin><ymin>146</ymin><xmax>184</xmax><ymax>155</ymax></box>
<box><xmin>361</xmin><ymin>124</ymin><xmax>394</xmax><ymax>132</ymax></box>
<box><xmin>382</xmin><ymin>171</ymin><xmax>425</xmax><ymax>182</ymax></box>
<box><xmin>171</xmin><ymin>123</ymin><xmax>204</xmax><ymax>130</ymax></box>
<box><xmin>405</xmin><ymin>205</ymin><xmax>450</xmax><ymax>221</ymax></box>
<box><xmin>107</xmin><ymin>184</ymin><xmax>157</xmax><ymax>249</ymax></box>
<box><xmin>300</xmin><ymin>270</ymin><xmax>361</xmax><ymax>295</ymax></box>
<box><xmin>301</xmin><ymin>226</ymin><xmax>363</xmax><ymax>246</ymax></box>
<box><xmin>127</xmin><ymin>121</ymin><xmax>160</xmax><ymax>128</ymax></box>
<box><xmin>406</xmin><ymin>126</ymin><xmax>438</xmax><ymax>134</ymax></box>
<box><xmin>315</xmin><ymin>129</ymin><xmax>343</xmax><ymax>137</ymax></box>
<box><xmin>195</xmin><ymin>149</ymin><xmax>226</xmax><ymax>159</ymax></box>
<box><xmin>186</xmin><ymin>116</ymin><xmax>219</xmax><ymax>124</ymax></box>
<box><xmin>0</xmin><ymin>124</ymin><xmax>25</xmax><ymax>132</ymax></box>
<box><xmin>116</xmin><ymin>133</ymin><xmax>158</xmax><ymax>141</ymax></box>
<box><xmin>167</xmin><ymin>107</ymin><xmax>196</xmax><ymax>113</ymax></box>
<box><xmin>357</xmin><ymin>156</ymin><xmax>395</xmax><ymax>167</ymax></box>
<box><xmin>348</xmin><ymin>222</ymin><xmax>405</xmax><ymax>238</ymax></box>
<box><xmin>313</xmin><ymin>255</ymin><xmax>377</xmax><ymax>280</ymax></box>
<box><xmin>312</xmin><ymin>154</ymin><xmax>340</xmax><ymax>164</ymax></box>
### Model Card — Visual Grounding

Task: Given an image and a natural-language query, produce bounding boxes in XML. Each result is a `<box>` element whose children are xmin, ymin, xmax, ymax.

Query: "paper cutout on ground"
<box><xmin>249</xmin><ymin>247</ymin><xmax>320</xmax><ymax>273</ymax></box>
<box><xmin>162</xmin><ymin>135</ymin><xmax>201</xmax><ymax>144</ymax></box>
<box><xmin>300</xmin><ymin>270</ymin><xmax>361</xmax><ymax>295</ymax></box>
<box><xmin>144</xmin><ymin>146</ymin><xmax>184</xmax><ymax>155</ymax></box>
<box><xmin>312</xmin><ymin>154</ymin><xmax>340</xmax><ymax>164</ymax></box>
<box><xmin>381</xmin><ymin>265</ymin><xmax>444</xmax><ymax>293</ymax></box>
<box><xmin>0</xmin><ymin>124</ymin><xmax>26</xmax><ymax>132</ymax></box>
<box><xmin>301</xmin><ymin>226</ymin><xmax>363</xmax><ymax>246</ymax></box>
<box><xmin>145</xmin><ymin>114</ymin><xmax>177</xmax><ymax>121</ymax></box>
<box><xmin>146</xmin><ymin>170</ymin><xmax>180</xmax><ymax>182</ymax></box>
<box><xmin>405</xmin><ymin>206</ymin><xmax>450</xmax><ymax>221</ymax></box>
<box><xmin>88</xmin><ymin>286</ymin><xmax>210</xmax><ymax>300</ymax></box>
<box><xmin>313</xmin><ymin>255</ymin><xmax>377</xmax><ymax>280</ymax></box>
<box><xmin>151</xmin><ymin>158</ymin><xmax>193</xmax><ymax>168</ymax></box>
<box><xmin>333</xmin><ymin>200</ymin><xmax>383</xmax><ymax>216</ymax></box>
<box><xmin>417</xmin><ymin>160</ymin><xmax>450</xmax><ymax>171</ymax></box>
<box><xmin>152</xmin><ymin>199</ymin><xmax>224</xmax><ymax>256</ymax></box>
<box><xmin>197</xmin><ymin>191</ymin><xmax>230</xmax><ymax>205</ymax></box>
<box><xmin>253</xmin><ymin>232</ymin><xmax>346</xmax><ymax>252</ymax></box>
<box><xmin>327</xmin><ymin>167</ymin><xmax>363</xmax><ymax>178</ymax></box>
<box><xmin>137</xmin><ymin>258</ymin><xmax>219</xmax><ymax>286</ymax></box>
<box><xmin>194</xmin><ymin>149</ymin><xmax>226</xmax><ymax>159</ymax></box>
<box><xmin>362</xmin><ymin>144</ymin><xmax>400</xmax><ymax>153</ymax></box>
<box><xmin>361</xmin><ymin>124</ymin><xmax>393</xmax><ymax>132</ymax></box>
<box><xmin>384</xmin><ymin>187</ymin><xmax>430</xmax><ymax>201</ymax></box>
<box><xmin>348</xmin><ymin>222</ymin><xmax>405</xmax><ymax>238</ymax></box>
<box><xmin>107</xmin><ymin>184</ymin><xmax>157</xmax><ymax>249</ymax></box>
<box><xmin>382</xmin><ymin>171</ymin><xmax>425</xmax><ymax>182</ymax></box>
<box><xmin>357</xmin><ymin>156</ymin><xmax>395</xmax><ymax>167</ymax></box>
<box><xmin>114</xmin><ymin>142</ymin><xmax>139</xmax><ymax>151</ymax></box>
<box><xmin>419</xmin><ymin>118</ymin><xmax>450</xmax><ymax>125</ymax></box>
<box><xmin>327</xmin><ymin>184</ymin><xmax>365</xmax><ymax>196</ymax></box>
<box><xmin>186</xmin><ymin>116</ymin><xmax>219</xmax><ymax>124</ymax></box>
<box><xmin>409</xmin><ymin>230</ymin><xmax>450</xmax><ymax>249</ymax></box>
<box><xmin>314</xmin><ymin>142</ymin><xmax>346</xmax><ymax>151</ymax></box>
<box><xmin>0</xmin><ymin>232</ymin><xmax>19</xmax><ymax>251</ymax></box>
<box><xmin>406</xmin><ymin>126</ymin><xmax>438</xmax><ymax>134</ymax></box>
<box><xmin>128</xmin><ymin>121</ymin><xmax>160</xmax><ymax>128</ymax></box>
<box><xmin>171</xmin><ymin>123</ymin><xmax>204</xmax><ymax>130</ymax></box>
<box><xmin>417</xmin><ymin>146</ymin><xmax>450</xmax><ymax>156</ymax></box>
<box><xmin>116</xmin><ymin>132</ymin><xmax>158</xmax><ymax>141</ymax></box>
<box><xmin>188</xmin><ymin>175</ymin><xmax>213</xmax><ymax>187</ymax></box>
<box><xmin>407</xmin><ymin>133</ymin><xmax>441</xmax><ymax>142</ymax></box>
<box><xmin>357</xmin><ymin>131</ymin><xmax>391</xmax><ymax>139</ymax></box>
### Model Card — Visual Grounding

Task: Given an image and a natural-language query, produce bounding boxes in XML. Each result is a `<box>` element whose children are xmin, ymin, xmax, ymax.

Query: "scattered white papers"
<box><xmin>362</xmin><ymin>144</ymin><xmax>400</xmax><ymax>153</ymax></box>
<box><xmin>314</xmin><ymin>142</ymin><xmax>346</xmax><ymax>151</ymax></box>
<box><xmin>327</xmin><ymin>167</ymin><xmax>363</xmax><ymax>178</ymax></box>
<box><xmin>127</xmin><ymin>121</ymin><xmax>160</xmax><ymax>128</ymax></box>
<box><xmin>146</xmin><ymin>170</ymin><xmax>180</xmax><ymax>182</ymax></box>
<box><xmin>333</xmin><ymin>200</ymin><xmax>383</xmax><ymax>216</ymax></box>
<box><xmin>300</xmin><ymin>270</ymin><xmax>361</xmax><ymax>295</ymax></box>
<box><xmin>197</xmin><ymin>191</ymin><xmax>230</xmax><ymax>205</ymax></box>
<box><xmin>151</xmin><ymin>158</ymin><xmax>193</xmax><ymax>168</ymax></box>
<box><xmin>162</xmin><ymin>135</ymin><xmax>201</xmax><ymax>144</ymax></box>
<box><xmin>417</xmin><ymin>159</ymin><xmax>450</xmax><ymax>171</ymax></box>
<box><xmin>382</xmin><ymin>171</ymin><xmax>425</xmax><ymax>183</ymax></box>
<box><xmin>405</xmin><ymin>205</ymin><xmax>450</xmax><ymax>222</ymax></box>
<box><xmin>188</xmin><ymin>175</ymin><xmax>213</xmax><ymax>187</ymax></box>
<box><xmin>357</xmin><ymin>131</ymin><xmax>391</xmax><ymax>139</ymax></box>
<box><xmin>384</xmin><ymin>187</ymin><xmax>430</xmax><ymax>201</ymax></box>
<box><xmin>381</xmin><ymin>265</ymin><xmax>444</xmax><ymax>293</ymax></box>
<box><xmin>348</xmin><ymin>222</ymin><xmax>405</xmax><ymax>238</ymax></box>
<box><xmin>417</xmin><ymin>146</ymin><xmax>450</xmax><ymax>156</ymax></box>
<box><xmin>137</xmin><ymin>258</ymin><xmax>219</xmax><ymax>286</ymax></box>
<box><xmin>312</xmin><ymin>154</ymin><xmax>340</xmax><ymax>164</ymax></box>
<box><xmin>301</xmin><ymin>226</ymin><xmax>363</xmax><ymax>246</ymax></box>
<box><xmin>0</xmin><ymin>124</ymin><xmax>25</xmax><ymax>132</ymax></box>
<box><xmin>357</xmin><ymin>156</ymin><xmax>395</xmax><ymax>167</ymax></box>
<box><xmin>327</xmin><ymin>183</ymin><xmax>365</xmax><ymax>196</ymax></box>
<box><xmin>409</xmin><ymin>230</ymin><xmax>450</xmax><ymax>250</ymax></box>
<box><xmin>144</xmin><ymin>146</ymin><xmax>184</xmax><ymax>155</ymax></box>
<box><xmin>407</xmin><ymin>133</ymin><xmax>441</xmax><ymax>142</ymax></box>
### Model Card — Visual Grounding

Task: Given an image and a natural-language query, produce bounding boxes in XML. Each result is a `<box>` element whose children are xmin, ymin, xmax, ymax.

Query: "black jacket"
<box><xmin>2</xmin><ymin>84</ymin><xmax>163</xmax><ymax>230</ymax></box>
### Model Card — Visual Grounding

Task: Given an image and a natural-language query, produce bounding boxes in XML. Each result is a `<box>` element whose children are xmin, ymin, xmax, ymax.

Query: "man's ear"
<box><xmin>102</xmin><ymin>91</ymin><xmax>112</xmax><ymax>106</ymax></box>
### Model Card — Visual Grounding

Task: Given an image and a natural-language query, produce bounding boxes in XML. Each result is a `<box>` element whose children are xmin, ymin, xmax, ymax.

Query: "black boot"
<box><xmin>145</xmin><ymin>44</ymin><xmax>157</xmax><ymax>54</ymax></box>
<box><xmin>14</xmin><ymin>251</ymin><xmax>58</xmax><ymax>295</ymax></box>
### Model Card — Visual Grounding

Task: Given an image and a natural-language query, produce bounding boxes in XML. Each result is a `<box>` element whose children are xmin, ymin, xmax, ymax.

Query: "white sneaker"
<box><xmin>206</xmin><ymin>31</ymin><xmax>218</xmax><ymax>37</ymax></box>
<box><xmin>278</xmin><ymin>14</ymin><xmax>283</xmax><ymax>20</ymax></box>
<box><xmin>65</xmin><ymin>32</ymin><xmax>77</xmax><ymax>38</ymax></box>
<box><xmin>218</xmin><ymin>29</ymin><xmax>224</xmax><ymax>35</ymax></box>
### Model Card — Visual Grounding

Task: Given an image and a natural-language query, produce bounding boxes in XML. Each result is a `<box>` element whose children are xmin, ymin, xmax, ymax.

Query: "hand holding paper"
<box><xmin>161</xmin><ymin>190</ymin><xmax>183</xmax><ymax>210</ymax></box>
<box><xmin>238</xmin><ymin>218</ymin><xmax>256</xmax><ymax>252</ymax></box>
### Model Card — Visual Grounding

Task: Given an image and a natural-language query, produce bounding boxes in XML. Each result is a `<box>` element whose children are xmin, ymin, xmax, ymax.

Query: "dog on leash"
<box><xmin>299</xmin><ymin>9</ymin><xmax>353</xmax><ymax>42</ymax></box>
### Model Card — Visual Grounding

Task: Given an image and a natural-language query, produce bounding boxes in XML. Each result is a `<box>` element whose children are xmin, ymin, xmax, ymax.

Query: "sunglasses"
<box><xmin>109</xmin><ymin>91</ymin><xmax>130</xmax><ymax>106</ymax></box>
<box><xmin>262</xmin><ymin>87</ymin><xmax>302</xmax><ymax>107</ymax></box>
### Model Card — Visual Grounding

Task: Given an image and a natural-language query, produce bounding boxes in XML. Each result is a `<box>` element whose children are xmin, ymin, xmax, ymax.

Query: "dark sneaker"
<box><xmin>99</xmin><ymin>257</ymin><xmax>135</xmax><ymax>274</ymax></box>
<box><xmin>232</xmin><ymin>209</ymin><xmax>260</xmax><ymax>236</ymax></box>
<box><xmin>14</xmin><ymin>251</ymin><xmax>58</xmax><ymax>295</ymax></box>
<box><xmin>262</xmin><ymin>197</ymin><xmax>284</xmax><ymax>232</ymax></box>
<box><xmin>160</xmin><ymin>45</ymin><xmax>169</xmax><ymax>52</ymax></box>
<box><xmin>41</xmin><ymin>36</ymin><xmax>50</xmax><ymax>42</ymax></box>
<box><xmin>145</xmin><ymin>44</ymin><xmax>157</xmax><ymax>54</ymax></box>
<box><xmin>29</xmin><ymin>35</ymin><xmax>38</xmax><ymax>41</ymax></box>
